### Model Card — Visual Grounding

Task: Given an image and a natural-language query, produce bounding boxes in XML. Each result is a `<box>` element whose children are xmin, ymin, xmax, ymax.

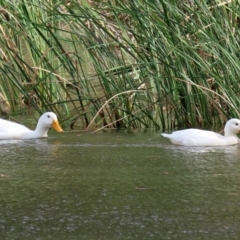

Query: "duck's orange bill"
<box><xmin>51</xmin><ymin>120</ymin><xmax>63</xmax><ymax>132</ymax></box>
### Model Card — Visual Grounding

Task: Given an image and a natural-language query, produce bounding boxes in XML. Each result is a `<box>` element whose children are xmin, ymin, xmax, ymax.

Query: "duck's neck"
<box><xmin>224</xmin><ymin>129</ymin><xmax>236</xmax><ymax>137</ymax></box>
<box><xmin>35</xmin><ymin>123</ymin><xmax>49</xmax><ymax>137</ymax></box>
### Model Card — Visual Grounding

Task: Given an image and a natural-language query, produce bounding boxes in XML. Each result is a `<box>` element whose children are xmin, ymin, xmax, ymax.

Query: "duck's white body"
<box><xmin>161</xmin><ymin>118</ymin><xmax>240</xmax><ymax>146</ymax></box>
<box><xmin>0</xmin><ymin>112</ymin><xmax>63</xmax><ymax>139</ymax></box>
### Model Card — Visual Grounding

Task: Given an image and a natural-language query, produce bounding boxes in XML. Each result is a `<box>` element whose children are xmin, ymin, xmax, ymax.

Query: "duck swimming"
<box><xmin>0</xmin><ymin>112</ymin><xmax>63</xmax><ymax>139</ymax></box>
<box><xmin>161</xmin><ymin>118</ymin><xmax>240</xmax><ymax>146</ymax></box>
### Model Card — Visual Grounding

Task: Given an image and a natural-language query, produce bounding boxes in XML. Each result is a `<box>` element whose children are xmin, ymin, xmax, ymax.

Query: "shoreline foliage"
<box><xmin>0</xmin><ymin>0</ymin><xmax>240</xmax><ymax>130</ymax></box>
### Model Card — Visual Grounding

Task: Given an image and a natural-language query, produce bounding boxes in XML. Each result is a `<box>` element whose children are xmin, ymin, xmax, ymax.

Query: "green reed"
<box><xmin>0</xmin><ymin>0</ymin><xmax>240</xmax><ymax>130</ymax></box>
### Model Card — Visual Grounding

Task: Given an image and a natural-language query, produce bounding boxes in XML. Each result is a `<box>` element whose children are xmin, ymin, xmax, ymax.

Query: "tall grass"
<box><xmin>0</xmin><ymin>0</ymin><xmax>240</xmax><ymax>130</ymax></box>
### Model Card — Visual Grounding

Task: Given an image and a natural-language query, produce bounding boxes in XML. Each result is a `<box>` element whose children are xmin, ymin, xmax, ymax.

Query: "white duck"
<box><xmin>0</xmin><ymin>112</ymin><xmax>63</xmax><ymax>139</ymax></box>
<box><xmin>161</xmin><ymin>118</ymin><xmax>240</xmax><ymax>146</ymax></box>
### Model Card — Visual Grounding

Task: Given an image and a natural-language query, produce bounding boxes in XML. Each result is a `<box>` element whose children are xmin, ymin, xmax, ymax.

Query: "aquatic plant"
<box><xmin>0</xmin><ymin>0</ymin><xmax>240</xmax><ymax>129</ymax></box>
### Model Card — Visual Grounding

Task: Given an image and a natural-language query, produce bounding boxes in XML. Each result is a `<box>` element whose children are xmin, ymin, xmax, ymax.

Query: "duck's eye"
<box><xmin>236</xmin><ymin>123</ymin><xmax>239</xmax><ymax>126</ymax></box>
<box><xmin>47</xmin><ymin>115</ymin><xmax>50</xmax><ymax>118</ymax></box>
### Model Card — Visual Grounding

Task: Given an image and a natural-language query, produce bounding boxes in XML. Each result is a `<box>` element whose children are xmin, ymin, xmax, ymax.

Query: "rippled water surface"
<box><xmin>1</xmin><ymin>130</ymin><xmax>240</xmax><ymax>240</ymax></box>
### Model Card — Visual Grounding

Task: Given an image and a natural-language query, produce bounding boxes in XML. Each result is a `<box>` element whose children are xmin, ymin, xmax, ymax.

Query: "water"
<box><xmin>1</xmin><ymin>131</ymin><xmax>240</xmax><ymax>240</ymax></box>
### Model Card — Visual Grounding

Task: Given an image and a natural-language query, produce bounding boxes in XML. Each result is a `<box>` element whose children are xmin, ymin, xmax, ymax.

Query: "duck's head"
<box><xmin>38</xmin><ymin>112</ymin><xmax>63</xmax><ymax>132</ymax></box>
<box><xmin>224</xmin><ymin>118</ymin><xmax>240</xmax><ymax>136</ymax></box>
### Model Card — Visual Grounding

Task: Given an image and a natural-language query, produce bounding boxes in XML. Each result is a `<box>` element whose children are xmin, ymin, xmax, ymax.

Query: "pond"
<box><xmin>1</xmin><ymin>130</ymin><xmax>240</xmax><ymax>240</ymax></box>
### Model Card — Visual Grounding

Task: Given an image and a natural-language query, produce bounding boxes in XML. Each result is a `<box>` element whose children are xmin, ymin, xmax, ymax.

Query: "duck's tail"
<box><xmin>161</xmin><ymin>133</ymin><xmax>171</xmax><ymax>138</ymax></box>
